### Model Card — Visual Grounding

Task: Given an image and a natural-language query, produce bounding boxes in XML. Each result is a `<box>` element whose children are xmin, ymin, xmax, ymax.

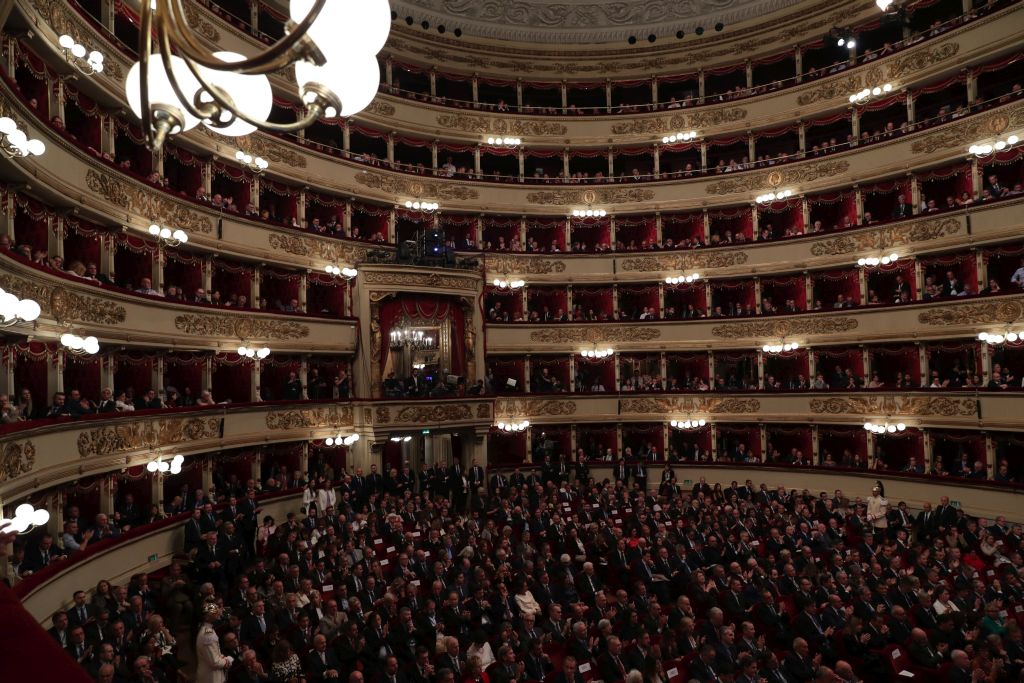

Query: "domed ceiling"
<box><xmin>391</xmin><ymin>0</ymin><xmax>806</xmax><ymax>44</ymax></box>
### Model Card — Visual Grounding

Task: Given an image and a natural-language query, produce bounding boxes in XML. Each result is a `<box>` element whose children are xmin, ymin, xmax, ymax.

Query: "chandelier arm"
<box><xmin>160</xmin><ymin>0</ymin><xmax>328</xmax><ymax>73</ymax></box>
<box><xmin>139</xmin><ymin>1</ymin><xmax>156</xmax><ymax>148</ymax></box>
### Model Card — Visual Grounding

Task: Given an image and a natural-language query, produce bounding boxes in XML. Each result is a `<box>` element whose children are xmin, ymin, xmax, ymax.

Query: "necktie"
<box><xmin>259</xmin><ymin>616</ymin><xmax>265</xmax><ymax>632</ymax></box>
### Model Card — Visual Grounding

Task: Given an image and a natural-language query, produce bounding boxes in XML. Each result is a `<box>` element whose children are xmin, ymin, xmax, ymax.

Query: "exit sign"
<box><xmin>148</xmin><ymin>554</ymin><xmax>158</xmax><ymax>562</ymax></box>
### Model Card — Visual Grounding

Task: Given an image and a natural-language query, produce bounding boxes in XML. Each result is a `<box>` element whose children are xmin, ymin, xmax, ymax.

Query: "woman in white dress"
<box><xmin>196</xmin><ymin>603</ymin><xmax>232</xmax><ymax>683</ymax></box>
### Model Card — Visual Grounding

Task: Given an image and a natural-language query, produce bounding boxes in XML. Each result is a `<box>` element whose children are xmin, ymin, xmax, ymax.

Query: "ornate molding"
<box><xmin>394</xmin><ymin>403</ymin><xmax>474</xmax><ymax>423</ymax></box>
<box><xmin>360</xmin><ymin>270</ymin><xmax>480</xmax><ymax>291</ymax></box>
<box><xmin>436</xmin><ymin>113</ymin><xmax>568</xmax><ymax>136</ymax></box>
<box><xmin>354</xmin><ymin>172</ymin><xmax>480</xmax><ymax>201</ymax></box>
<box><xmin>29</xmin><ymin>0</ymin><xmax>126</xmax><ymax>81</ymax></box>
<box><xmin>619</xmin><ymin>396</ymin><xmax>761</xmax><ymax>414</ymax></box>
<box><xmin>0</xmin><ymin>273</ymin><xmax>126</xmax><ymax>326</ymax></box>
<box><xmin>495</xmin><ymin>399</ymin><xmax>578</xmax><ymax>418</ymax></box>
<box><xmin>809</xmin><ymin>216</ymin><xmax>963</xmax><ymax>256</ymax></box>
<box><xmin>202</xmin><ymin>130</ymin><xmax>308</xmax><ymax>168</ymax></box>
<box><xmin>181</xmin><ymin>2</ymin><xmax>221</xmax><ymax>41</ymax></box>
<box><xmin>526</xmin><ymin>188</ymin><xmax>655</xmax><ymax>205</ymax></box>
<box><xmin>885</xmin><ymin>41</ymin><xmax>960</xmax><ymax>80</ymax></box>
<box><xmin>0</xmin><ymin>440</ymin><xmax>35</xmax><ymax>483</ymax></box>
<box><xmin>366</xmin><ymin>101</ymin><xmax>397</xmax><ymax>117</ymax></box>
<box><xmin>917</xmin><ymin>298</ymin><xmax>1024</xmax><ymax>326</ymax></box>
<box><xmin>529</xmin><ymin>326</ymin><xmax>661</xmax><ymax>344</ymax></box>
<box><xmin>705</xmin><ymin>160</ymin><xmax>849</xmax><ymax>195</ymax></box>
<box><xmin>265</xmin><ymin>406</ymin><xmax>354</xmax><ymax>430</ymax></box>
<box><xmin>476</xmin><ymin>403</ymin><xmax>492</xmax><ymax>419</ymax></box>
<box><xmin>375</xmin><ymin>406</ymin><xmax>392</xmax><ymax>424</ymax></box>
<box><xmin>174</xmin><ymin>314</ymin><xmax>310</xmax><ymax>340</ymax></box>
<box><xmin>486</xmin><ymin>255</ymin><xmax>566</xmax><ymax>275</ymax></box>
<box><xmin>77</xmin><ymin>417</ymin><xmax>222</xmax><ymax>458</ymax></box>
<box><xmin>910</xmin><ymin>107</ymin><xmax>1020</xmax><ymax>155</ymax></box>
<box><xmin>267</xmin><ymin>233</ymin><xmax>371</xmax><ymax>264</ymax></box>
<box><xmin>809</xmin><ymin>396</ymin><xmax>976</xmax><ymax>417</ymax></box>
<box><xmin>85</xmin><ymin>170</ymin><xmax>214</xmax><ymax>234</ymax></box>
<box><xmin>711</xmin><ymin>316</ymin><xmax>858</xmax><ymax>339</ymax></box>
<box><xmin>620</xmin><ymin>250</ymin><xmax>749</xmax><ymax>272</ymax></box>
<box><xmin>610</xmin><ymin>108</ymin><xmax>747</xmax><ymax>136</ymax></box>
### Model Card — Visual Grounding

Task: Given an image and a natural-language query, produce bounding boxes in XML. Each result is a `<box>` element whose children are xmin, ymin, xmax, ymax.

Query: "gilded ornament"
<box><xmin>620</xmin><ymin>251</ymin><xmax>749</xmax><ymax>272</ymax></box>
<box><xmin>366</xmin><ymin>101</ymin><xmax>397</xmax><ymax>116</ymax></box>
<box><xmin>487</xmin><ymin>255</ymin><xmax>566</xmax><ymax>275</ymax></box>
<box><xmin>609</xmin><ymin>108</ymin><xmax>747</xmax><ymax>135</ymax></box>
<box><xmin>620</xmin><ymin>396</ymin><xmax>761</xmax><ymax>415</ymax></box>
<box><xmin>705</xmin><ymin>160</ymin><xmax>849</xmax><ymax>195</ymax></box>
<box><xmin>526</xmin><ymin>188</ymin><xmax>655</xmax><ymax>205</ymax></box>
<box><xmin>394</xmin><ymin>404</ymin><xmax>473</xmax><ymax>423</ymax></box>
<box><xmin>476</xmin><ymin>403</ymin><xmax>492</xmax><ymax>419</ymax></box>
<box><xmin>355</xmin><ymin>171</ymin><xmax>479</xmax><ymax>201</ymax></box>
<box><xmin>711</xmin><ymin>316</ymin><xmax>858</xmax><ymax>339</ymax></box>
<box><xmin>0</xmin><ymin>272</ymin><xmax>126</xmax><ymax>326</ymax></box>
<box><xmin>910</xmin><ymin>107</ymin><xmax>1021</xmax><ymax>155</ymax></box>
<box><xmin>77</xmin><ymin>417</ymin><xmax>222</xmax><ymax>458</ymax></box>
<box><xmin>86</xmin><ymin>170</ymin><xmax>214</xmax><ymax>234</ymax></box>
<box><xmin>360</xmin><ymin>270</ymin><xmax>480</xmax><ymax>291</ymax></box>
<box><xmin>267</xmin><ymin>233</ymin><xmax>371</xmax><ymax>264</ymax></box>
<box><xmin>495</xmin><ymin>399</ymin><xmax>578</xmax><ymax>418</ymax></box>
<box><xmin>917</xmin><ymin>298</ymin><xmax>1024</xmax><ymax>326</ymax></box>
<box><xmin>0</xmin><ymin>440</ymin><xmax>36</xmax><ymax>482</ymax></box>
<box><xmin>436</xmin><ymin>113</ymin><xmax>568</xmax><ymax>136</ymax></box>
<box><xmin>809</xmin><ymin>396</ymin><xmax>975</xmax><ymax>417</ymax></box>
<box><xmin>809</xmin><ymin>217</ymin><xmax>963</xmax><ymax>256</ymax></box>
<box><xmin>203</xmin><ymin>130</ymin><xmax>307</xmax><ymax>168</ymax></box>
<box><xmin>375</xmin><ymin>406</ymin><xmax>391</xmax><ymax>424</ymax></box>
<box><xmin>174</xmin><ymin>314</ymin><xmax>310</xmax><ymax>340</ymax></box>
<box><xmin>885</xmin><ymin>42</ymin><xmax>959</xmax><ymax>80</ymax></box>
<box><xmin>529</xmin><ymin>326</ymin><xmax>661</xmax><ymax>344</ymax></box>
<box><xmin>796</xmin><ymin>74</ymin><xmax>865</xmax><ymax>107</ymax></box>
<box><xmin>265</xmin><ymin>406</ymin><xmax>354</xmax><ymax>430</ymax></box>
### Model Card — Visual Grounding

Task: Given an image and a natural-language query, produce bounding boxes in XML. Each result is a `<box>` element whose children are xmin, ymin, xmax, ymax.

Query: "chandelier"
<box><xmin>581</xmin><ymin>347</ymin><xmax>614</xmax><ymax>358</ymax></box>
<box><xmin>389</xmin><ymin>327</ymin><xmax>435</xmax><ymax>350</ymax></box>
<box><xmin>486</xmin><ymin>136</ymin><xmax>521</xmax><ymax>147</ymax></box>
<box><xmin>849</xmin><ymin>83</ymin><xmax>892</xmax><ymax>103</ymax></box>
<box><xmin>664</xmin><ymin>273</ymin><xmax>700</xmax><ymax>285</ymax></box>
<box><xmin>61</xmin><ymin>332</ymin><xmax>100</xmax><ymax>355</ymax></box>
<box><xmin>404</xmin><ymin>200</ymin><xmax>439</xmax><ymax>212</ymax></box>
<box><xmin>756</xmin><ymin>189</ymin><xmax>792</xmax><ymax>204</ymax></box>
<box><xmin>325</xmin><ymin>265</ymin><xmax>358</xmax><ymax>279</ymax></box>
<box><xmin>969</xmin><ymin>133</ymin><xmax>1019</xmax><ymax>157</ymax></box>
<box><xmin>857</xmin><ymin>253</ymin><xmax>898</xmax><ymax>267</ymax></box>
<box><xmin>496</xmin><ymin>420</ymin><xmax>530</xmax><ymax>432</ymax></box>
<box><xmin>58</xmin><ymin>33</ymin><xmax>105</xmax><ymax>75</ymax></box>
<box><xmin>146</xmin><ymin>454</ymin><xmax>184</xmax><ymax>474</ymax></box>
<box><xmin>492</xmin><ymin>277</ymin><xmax>525</xmax><ymax>290</ymax></box>
<box><xmin>148</xmin><ymin>223</ymin><xmax>189</xmax><ymax>246</ymax></box>
<box><xmin>324</xmin><ymin>433</ymin><xmax>360</xmax><ymax>447</ymax></box>
<box><xmin>572</xmin><ymin>208</ymin><xmax>607</xmax><ymax>218</ymax></box>
<box><xmin>126</xmin><ymin>0</ymin><xmax>391</xmax><ymax>150</ymax></box>
<box><xmin>660</xmin><ymin>130</ymin><xmax>698</xmax><ymax>144</ymax></box>
<box><xmin>0</xmin><ymin>117</ymin><xmax>45</xmax><ymax>158</ymax></box>
<box><xmin>238</xmin><ymin>344</ymin><xmax>270</xmax><ymax>359</ymax></box>
<box><xmin>0</xmin><ymin>503</ymin><xmax>49</xmax><ymax>535</ymax></box>
<box><xmin>978</xmin><ymin>329</ymin><xmax>1024</xmax><ymax>345</ymax></box>
<box><xmin>762</xmin><ymin>341</ymin><xmax>800</xmax><ymax>354</ymax></box>
<box><xmin>864</xmin><ymin>420</ymin><xmax>906</xmax><ymax>434</ymax></box>
<box><xmin>235</xmin><ymin>150</ymin><xmax>269</xmax><ymax>174</ymax></box>
<box><xmin>389</xmin><ymin>435</ymin><xmax>413</xmax><ymax>443</ymax></box>
<box><xmin>0</xmin><ymin>288</ymin><xmax>41</xmax><ymax>326</ymax></box>
<box><xmin>670</xmin><ymin>418</ymin><xmax>707</xmax><ymax>430</ymax></box>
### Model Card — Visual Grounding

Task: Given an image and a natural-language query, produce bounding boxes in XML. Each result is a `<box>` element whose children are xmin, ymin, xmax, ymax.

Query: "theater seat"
<box><xmin>882</xmin><ymin>644</ymin><xmax>916</xmax><ymax>679</ymax></box>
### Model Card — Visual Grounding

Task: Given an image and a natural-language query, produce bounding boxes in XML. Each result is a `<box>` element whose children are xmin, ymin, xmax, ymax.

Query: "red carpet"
<box><xmin>0</xmin><ymin>582</ymin><xmax>94</xmax><ymax>683</ymax></box>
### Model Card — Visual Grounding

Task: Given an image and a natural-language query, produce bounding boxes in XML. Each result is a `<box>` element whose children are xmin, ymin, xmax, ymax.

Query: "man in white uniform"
<box><xmin>866</xmin><ymin>482</ymin><xmax>889</xmax><ymax>535</ymax></box>
<box><xmin>196</xmin><ymin>602</ymin><xmax>233</xmax><ymax>683</ymax></box>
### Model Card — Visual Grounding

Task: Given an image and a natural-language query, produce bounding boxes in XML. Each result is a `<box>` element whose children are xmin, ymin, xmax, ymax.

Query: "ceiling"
<box><xmin>390</xmin><ymin>0</ymin><xmax>806</xmax><ymax>45</ymax></box>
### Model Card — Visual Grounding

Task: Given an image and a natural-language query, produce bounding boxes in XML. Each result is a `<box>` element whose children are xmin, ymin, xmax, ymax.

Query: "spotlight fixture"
<box><xmin>389</xmin><ymin>435</ymin><xmax>414</xmax><ymax>442</ymax></box>
<box><xmin>0</xmin><ymin>287</ymin><xmax>41</xmax><ymax>326</ymax></box>
<box><xmin>715</xmin><ymin>23</ymin><xmax>724</xmax><ymax>31</ymax></box>
<box><xmin>849</xmin><ymin>83</ymin><xmax>893</xmax><ymax>103</ymax></box>
<box><xmin>695</xmin><ymin>26</ymin><xmax>705</xmax><ymax>35</ymax></box>
<box><xmin>325</xmin><ymin>264</ymin><xmax>358</xmax><ymax>279</ymax></box>
<box><xmin>978</xmin><ymin>330</ymin><xmax>1024</xmax><ymax>345</ymax></box>
<box><xmin>492</xmin><ymin>277</ymin><xmax>525</xmax><ymax>290</ymax></box>
<box><xmin>969</xmin><ymin>134</ymin><xmax>1020</xmax><ymax>157</ymax></box>
<box><xmin>664</xmin><ymin>273</ymin><xmax>700</xmax><ymax>285</ymax></box>
<box><xmin>125</xmin><ymin>0</ymin><xmax>390</xmax><ymax>150</ymax></box>
<box><xmin>581</xmin><ymin>347</ymin><xmax>614</xmax><ymax>358</ymax></box>
<box><xmin>238</xmin><ymin>345</ymin><xmax>271</xmax><ymax>359</ymax></box>
<box><xmin>670</xmin><ymin>418</ymin><xmax>707</xmax><ymax>430</ymax></box>
<box><xmin>148</xmin><ymin>223</ymin><xmax>188</xmax><ymax>246</ymax></box>
<box><xmin>761</xmin><ymin>341</ymin><xmax>800</xmax><ymax>354</ymax></box>
<box><xmin>660</xmin><ymin>130</ymin><xmax>698</xmax><ymax>144</ymax></box>
<box><xmin>324</xmin><ymin>433</ymin><xmax>360</xmax><ymax>446</ymax></box>
<box><xmin>453</xmin><ymin>28</ymin><xmax>462</xmax><ymax>37</ymax></box>
<box><xmin>60</xmin><ymin>332</ymin><xmax>100</xmax><ymax>355</ymax></box>
<box><xmin>856</xmin><ymin>253</ymin><xmax>899</xmax><ymax>267</ymax></box>
<box><xmin>234</xmin><ymin>150</ymin><xmax>269</xmax><ymax>173</ymax></box>
<box><xmin>58</xmin><ymin>34</ymin><xmax>104</xmax><ymax>75</ymax></box>
<box><xmin>628</xmin><ymin>36</ymin><xmax>638</xmax><ymax>45</ymax></box>
<box><xmin>864</xmin><ymin>421</ymin><xmax>906</xmax><ymax>434</ymax></box>
<box><xmin>648</xmin><ymin>34</ymin><xmax>657</xmax><ymax>43</ymax></box>
<box><xmin>0</xmin><ymin>503</ymin><xmax>50</xmax><ymax>535</ymax></box>
<box><xmin>756</xmin><ymin>189</ymin><xmax>793</xmax><ymax>204</ymax></box>
<box><xmin>572</xmin><ymin>208</ymin><xmax>608</xmax><ymax>218</ymax></box>
<box><xmin>0</xmin><ymin>117</ymin><xmax>45</xmax><ymax>158</ymax></box>
<box><xmin>404</xmin><ymin>200</ymin><xmax>440</xmax><ymax>212</ymax></box>
<box><xmin>485</xmin><ymin>136</ymin><xmax>522</xmax><ymax>147</ymax></box>
<box><xmin>876</xmin><ymin>0</ymin><xmax>894</xmax><ymax>10</ymax></box>
<box><xmin>676</xmin><ymin>30</ymin><xmax>685</xmax><ymax>39</ymax></box>
<box><xmin>496</xmin><ymin>420</ymin><xmax>530</xmax><ymax>432</ymax></box>
<box><xmin>146</xmin><ymin>454</ymin><xmax>184</xmax><ymax>474</ymax></box>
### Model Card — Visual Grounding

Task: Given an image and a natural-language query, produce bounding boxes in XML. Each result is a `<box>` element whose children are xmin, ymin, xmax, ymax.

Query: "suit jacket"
<box><xmin>782</xmin><ymin>652</ymin><xmax>815</xmax><ymax>683</ymax></box>
<box><xmin>596</xmin><ymin>652</ymin><xmax>628</xmax><ymax>682</ymax></box>
<box><xmin>687</xmin><ymin>658</ymin><xmax>721</xmax><ymax>683</ymax></box>
<box><xmin>908</xmin><ymin>641</ymin><xmax>941</xmax><ymax>668</ymax></box>
<box><xmin>306</xmin><ymin>648</ymin><xmax>342</xmax><ymax>680</ymax></box>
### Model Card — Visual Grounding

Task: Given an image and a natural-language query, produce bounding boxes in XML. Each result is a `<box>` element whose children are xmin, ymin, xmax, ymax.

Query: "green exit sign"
<box><xmin>148</xmin><ymin>554</ymin><xmax>158</xmax><ymax>562</ymax></box>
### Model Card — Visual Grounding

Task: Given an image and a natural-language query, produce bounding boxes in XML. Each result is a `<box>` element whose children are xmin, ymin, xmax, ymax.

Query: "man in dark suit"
<box><xmin>892</xmin><ymin>198</ymin><xmax>912</xmax><ymax>220</ymax></box>
<box><xmin>947</xmin><ymin>650</ymin><xmax>973</xmax><ymax>683</ymax></box>
<box><xmin>47</xmin><ymin>610</ymin><xmax>70</xmax><ymax>649</ymax></box>
<box><xmin>21</xmin><ymin>534</ymin><xmax>64</xmax><ymax>573</ymax></box>
<box><xmin>67</xmin><ymin>591</ymin><xmax>95</xmax><ymax>629</ymax></box>
<box><xmin>688</xmin><ymin>644</ymin><xmax>721</xmax><ymax>683</ymax></box>
<box><xmin>306</xmin><ymin>633</ymin><xmax>343</xmax><ymax>681</ymax></box>
<box><xmin>490</xmin><ymin>645</ymin><xmax>523</xmax><ymax>683</ymax></box>
<box><xmin>596</xmin><ymin>637</ymin><xmax>629</xmax><ymax>683</ymax></box>
<box><xmin>552</xmin><ymin>656</ymin><xmax>584</xmax><ymax>683</ymax></box>
<box><xmin>782</xmin><ymin>638</ymin><xmax>817</xmax><ymax>683</ymax></box>
<box><xmin>907</xmin><ymin>628</ymin><xmax>942</xmax><ymax>668</ymax></box>
<box><xmin>614</xmin><ymin>458</ymin><xmax>630</xmax><ymax>485</ymax></box>
<box><xmin>435</xmin><ymin>636</ymin><xmax>465</xmax><ymax>678</ymax></box>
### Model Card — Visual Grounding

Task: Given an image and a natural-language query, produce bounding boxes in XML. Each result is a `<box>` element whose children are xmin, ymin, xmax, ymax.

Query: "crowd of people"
<box><xmin>10</xmin><ymin>453</ymin><xmax>1024</xmax><ymax>683</ymax></box>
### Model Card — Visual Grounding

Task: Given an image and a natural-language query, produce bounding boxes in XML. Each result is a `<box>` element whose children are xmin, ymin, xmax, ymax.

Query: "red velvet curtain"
<box><xmin>812</xmin><ymin>269</ymin><xmax>860</xmax><ymax>307</ymax></box>
<box><xmin>379</xmin><ymin>297</ymin><xmax>466</xmax><ymax>377</ymax></box>
<box><xmin>164</xmin><ymin>249</ymin><xmax>204</xmax><ymax>296</ymax></box>
<box><xmin>615</xmin><ymin>217</ymin><xmax>657</xmax><ymax>249</ymax></box>
<box><xmin>766</xmin><ymin>426</ymin><xmax>814</xmax><ymax>462</ymax></box>
<box><xmin>489</xmin><ymin>358</ymin><xmax>525</xmax><ymax>392</ymax></box>
<box><xmin>164</xmin><ymin>352</ymin><xmax>206</xmax><ymax>398</ymax></box>
<box><xmin>212</xmin><ymin>260</ymin><xmax>253</xmax><ymax>303</ymax></box>
<box><xmin>63</xmin><ymin>354</ymin><xmax>101</xmax><ymax>400</ymax></box>
<box><xmin>870</xmin><ymin>345</ymin><xmax>921</xmax><ymax>386</ymax></box>
<box><xmin>527</xmin><ymin>287</ymin><xmax>569</xmax><ymax>319</ymax></box>
<box><xmin>63</xmin><ymin>219</ymin><xmax>103</xmax><ymax>267</ymax></box>
<box><xmin>11</xmin><ymin>342</ymin><xmax>55</xmax><ymax>408</ymax></box>
<box><xmin>113</xmin><ymin>234</ymin><xmax>157</xmax><ymax>291</ymax></box>
<box><xmin>113</xmin><ymin>351</ymin><xmax>156</xmax><ymax>396</ymax></box>
<box><xmin>13</xmin><ymin>195</ymin><xmax>50</xmax><ymax>251</ymax></box>
<box><xmin>307</xmin><ymin>274</ymin><xmax>347</xmax><ymax>317</ymax></box>
<box><xmin>487</xmin><ymin>431</ymin><xmax>527</xmax><ymax>467</ymax></box>
<box><xmin>664</xmin><ymin>282</ymin><xmax>707</xmax><ymax>316</ymax></box>
<box><xmin>212</xmin><ymin>353</ymin><xmax>253</xmax><ymax>403</ymax></box>
<box><xmin>259</xmin><ymin>355</ymin><xmax>301</xmax><ymax>401</ymax></box>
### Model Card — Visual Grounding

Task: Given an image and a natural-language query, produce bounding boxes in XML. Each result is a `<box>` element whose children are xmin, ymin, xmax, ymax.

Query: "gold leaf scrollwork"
<box><xmin>86</xmin><ymin>170</ymin><xmax>214</xmax><ymax>234</ymax></box>
<box><xmin>529</xmin><ymin>326</ymin><xmax>661</xmax><ymax>344</ymax></box>
<box><xmin>355</xmin><ymin>172</ymin><xmax>479</xmax><ymax>201</ymax></box>
<box><xmin>885</xmin><ymin>41</ymin><xmax>960</xmax><ymax>80</ymax></box>
<box><xmin>526</xmin><ymin>188</ymin><xmax>655</xmax><ymax>205</ymax></box>
<box><xmin>711</xmin><ymin>316</ymin><xmax>858</xmax><ymax>339</ymax></box>
<box><xmin>265</xmin><ymin>406</ymin><xmax>354</xmax><ymax>430</ymax></box>
<box><xmin>619</xmin><ymin>397</ymin><xmax>760</xmax><ymax>414</ymax></box>
<box><xmin>375</xmin><ymin>406</ymin><xmax>391</xmax><ymax>424</ymax></box>
<box><xmin>609</xmin><ymin>108</ymin><xmax>747</xmax><ymax>135</ymax></box>
<box><xmin>487</xmin><ymin>255</ymin><xmax>567</xmax><ymax>275</ymax></box>
<box><xmin>797</xmin><ymin>74</ymin><xmax>864</xmax><ymax>107</ymax></box>
<box><xmin>77</xmin><ymin>417</ymin><xmax>222</xmax><ymax>458</ymax></box>
<box><xmin>174</xmin><ymin>314</ymin><xmax>310</xmax><ymax>340</ymax></box>
<box><xmin>394</xmin><ymin>404</ymin><xmax>473</xmax><ymax>423</ymax></box>
<box><xmin>910</xmin><ymin>106</ymin><xmax>1021</xmax><ymax>155</ymax></box>
<box><xmin>917</xmin><ymin>298</ymin><xmax>1024</xmax><ymax>326</ymax></box>
<box><xmin>267</xmin><ymin>233</ymin><xmax>371</xmax><ymax>264</ymax></box>
<box><xmin>436</xmin><ymin>114</ymin><xmax>568</xmax><ymax>137</ymax></box>
<box><xmin>705</xmin><ymin>161</ymin><xmax>850</xmax><ymax>195</ymax></box>
<box><xmin>360</xmin><ymin>270</ymin><xmax>480</xmax><ymax>292</ymax></box>
<box><xmin>0</xmin><ymin>440</ymin><xmax>36</xmax><ymax>482</ymax></box>
<box><xmin>620</xmin><ymin>250</ymin><xmax>749</xmax><ymax>272</ymax></box>
<box><xmin>366</xmin><ymin>101</ymin><xmax>397</xmax><ymax>116</ymax></box>
<box><xmin>809</xmin><ymin>217</ymin><xmax>963</xmax><ymax>256</ymax></box>
<box><xmin>0</xmin><ymin>273</ymin><xmax>126</xmax><ymax>326</ymax></box>
<box><xmin>495</xmin><ymin>399</ymin><xmax>578</xmax><ymax>418</ymax></box>
<box><xmin>476</xmin><ymin>403</ymin><xmax>492</xmax><ymax>419</ymax></box>
<box><xmin>203</xmin><ymin>130</ymin><xmax>308</xmax><ymax>168</ymax></box>
<box><xmin>809</xmin><ymin>396</ymin><xmax>975</xmax><ymax>417</ymax></box>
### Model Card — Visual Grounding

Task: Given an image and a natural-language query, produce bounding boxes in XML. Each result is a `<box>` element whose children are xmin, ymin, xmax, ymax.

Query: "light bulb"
<box><xmin>1008</xmin><ymin>135</ymin><xmax>1019</xmax><ymax>145</ymax></box>
<box><xmin>84</xmin><ymin>337</ymin><xmax>100</xmax><ymax>354</ymax></box>
<box><xmin>160</xmin><ymin>227</ymin><xmax>172</xmax><ymax>238</ymax></box>
<box><xmin>487</xmin><ymin>137</ymin><xmax>495</xmax><ymax>144</ymax></box>
<box><xmin>89</xmin><ymin>50</ymin><xmax>104</xmax><ymax>65</ymax></box>
<box><xmin>872</xmin><ymin>87</ymin><xmax>881</xmax><ymax>96</ymax></box>
<box><xmin>15</xmin><ymin>503</ymin><xmax>33</xmax><ymax>519</ymax></box>
<box><xmin>71</xmin><ymin>43</ymin><xmax>87</xmax><ymax>59</ymax></box>
<box><xmin>149</xmin><ymin>224</ymin><xmax>161</xmax><ymax>235</ymax></box>
<box><xmin>995</xmin><ymin>141</ymin><xmax>1007</xmax><ymax>151</ymax></box>
<box><xmin>883</xmin><ymin>83</ymin><xmax>892</xmax><ymax>92</ymax></box>
<box><xmin>237</xmin><ymin>345</ymin><xmax>248</xmax><ymax>355</ymax></box>
<box><xmin>290</xmin><ymin>0</ymin><xmax>390</xmax><ymax>61</ymax></box>
<box><xmin>295</xmin><ymin>51</ymin><xmax>380</xmax><ymax>118</ymax></box>
<box><xmin>257</xmin><ymin>347</ymin><xmax>271</xmax><ymax>359</ymax></box>
<box><xmin>59</xmin><ymin>34</ymin><xmax>75</xmax><ymax>48</ymax></box>
<box><xmin>325</xmin><ymin>437</ymin><xmax>335</xmax><ymax>446</ymax></box>
<box><xmin>16</xmin><ymin>298</ymin><xmax>41</xmax><ymax>322</ymax></box>
<box><xmin>896</xmin><ymin>423</ymin><xmax>906</xmax><ymax>431</ymax></box>
<box><xmin>172</xmin><ymin>229</ymin><xmax>186</xmax><ymax>242</ymax></box>
<box><xmin>1008</xmin><ymin>332</ymin><xmax>1019</xmax><ymax>342</ymax></box>
<box><xmin>126</xmin><ymin>54</ymin><xmax>203</xmax><ymax>133</ymax></box>
<box><xmin>147</xmin><ymin>461</ymin><xmax>159</xmax><ymax>472</ymax></box>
